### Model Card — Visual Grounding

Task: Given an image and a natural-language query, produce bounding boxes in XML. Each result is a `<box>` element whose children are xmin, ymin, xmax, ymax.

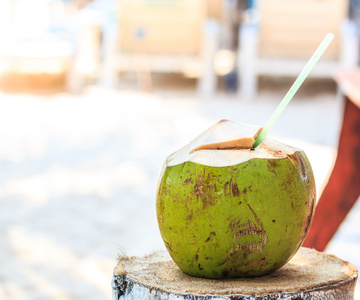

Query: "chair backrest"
<box><xmin>116</xmin><ymin>0</ymin><xmax>207</xmax><ymax>55</ymax></box>
<box><xmin>259</xmin><ymin>0</ymin><xmax>349</xmax><ymax>60</ymax></box>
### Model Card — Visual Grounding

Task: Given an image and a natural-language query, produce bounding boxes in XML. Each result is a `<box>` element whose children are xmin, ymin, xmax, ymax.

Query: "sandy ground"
<box><xmin>0</xmin><ymin>81</ymin><xmax>359</xmax><ymax>299</ymax></box>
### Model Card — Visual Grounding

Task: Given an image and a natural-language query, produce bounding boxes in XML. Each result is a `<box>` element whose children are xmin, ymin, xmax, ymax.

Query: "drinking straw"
<box><xmin>252</xmin><ymin>33</ymin><xmax>334</xmax><ymax>149</ymax></box>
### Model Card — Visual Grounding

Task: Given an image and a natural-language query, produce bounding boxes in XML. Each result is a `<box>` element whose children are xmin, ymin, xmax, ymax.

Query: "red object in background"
<box><xmin>303</xmin><ymin>71</ymin><xmax>360</xmax><ymax>251</ymax></box>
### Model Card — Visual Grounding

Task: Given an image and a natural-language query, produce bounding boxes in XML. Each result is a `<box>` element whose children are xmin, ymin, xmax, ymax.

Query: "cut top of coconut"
<box><xmin>189</xmin><ymin>120</ymin><xmax>263</xmax><ymax>153</ymax></box>
<box><xmin>166</xmin><ymin>120</ymin><xmax>299</xmax><ymax>167</ymax></box>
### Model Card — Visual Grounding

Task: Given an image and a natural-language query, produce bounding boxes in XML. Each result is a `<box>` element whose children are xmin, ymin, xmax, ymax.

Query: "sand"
<box><xmin>0</xmin><ymin>85</ymin><xmax>358</xmax><ymax>299</ymax></box>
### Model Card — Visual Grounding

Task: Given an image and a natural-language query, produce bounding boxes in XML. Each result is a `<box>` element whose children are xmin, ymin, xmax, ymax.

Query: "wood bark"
<box><xmin>112</xmin><ymin>247</ymin><xmax>357</xmax><ymax>300</ymax></box>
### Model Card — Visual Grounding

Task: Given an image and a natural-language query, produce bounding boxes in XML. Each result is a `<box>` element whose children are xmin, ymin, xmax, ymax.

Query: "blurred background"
<box><xmin>0</xmin><ymin>0</ymin><xmax>359</xmax><ymax>299</ymax></box>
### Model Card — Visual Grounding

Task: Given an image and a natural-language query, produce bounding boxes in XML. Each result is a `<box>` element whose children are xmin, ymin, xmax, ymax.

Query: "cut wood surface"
<box><xmin>112</xmin><ymin>247</ymin><xmax>358</xmax><ymax>299</ymax></box>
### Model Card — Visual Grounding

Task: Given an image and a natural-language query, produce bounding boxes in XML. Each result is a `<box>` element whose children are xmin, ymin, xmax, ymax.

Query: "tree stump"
<box><xmin>112</xmin><ymin>247</ymin><xmax>357</xmax><ymax>300</ymax></box>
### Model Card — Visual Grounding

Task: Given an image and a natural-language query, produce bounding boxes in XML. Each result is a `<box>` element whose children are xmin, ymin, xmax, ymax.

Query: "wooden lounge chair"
<box><xmin>101</xmin><ymin>0</ymin><xmax>221</xmax><ymax>97</ymax></box>
<box><xmin>238</xmin><ymin>0</ymin><xmax>358</xmax><ymax>99</ymax></box>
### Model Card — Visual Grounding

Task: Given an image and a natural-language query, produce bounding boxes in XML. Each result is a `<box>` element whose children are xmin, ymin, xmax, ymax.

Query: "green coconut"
<box><xmin>156</xmin><ymin>120</ymin><xmax>316</xmax><ymax>278</ymax></box>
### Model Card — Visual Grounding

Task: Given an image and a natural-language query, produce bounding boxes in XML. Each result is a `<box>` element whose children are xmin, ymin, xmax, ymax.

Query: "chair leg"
<box><xmin>237</xmin><ymin>22</ymin><xmax>258</xmax><ymax>100</ymax></box>
<box><xmin>197</xmin><ymin>19</ymin><xmax>219</xmax><ymax>98</ymax></box>
<box><xmin>303</xmin><ymin>97</ymin><xmax>360</xmax><ymax>251</ymax></box>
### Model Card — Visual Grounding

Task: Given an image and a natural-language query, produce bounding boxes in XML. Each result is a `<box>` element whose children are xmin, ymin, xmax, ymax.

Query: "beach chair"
<box><xmin>101</xmin><ymin>0</ymin><xmax>221</xmax><ymax>96</ymax></box>
<box><xmin>238</xmin><ymin>0</ymin><xmax>358</xmax><ymax>99</ymax></box>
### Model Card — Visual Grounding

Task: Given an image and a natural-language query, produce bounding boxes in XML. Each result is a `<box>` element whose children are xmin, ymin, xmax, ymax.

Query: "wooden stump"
<box><xmin>112</xmin><ymin>247</ymin><xmax>358</xmax><ymax>300</ymax></box>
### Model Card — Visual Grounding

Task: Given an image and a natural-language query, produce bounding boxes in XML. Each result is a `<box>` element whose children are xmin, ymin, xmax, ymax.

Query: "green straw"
<box><xmin>252</xmin><ymin>33</ymin><xmax>334</xmax><ymax>149</ymax></box>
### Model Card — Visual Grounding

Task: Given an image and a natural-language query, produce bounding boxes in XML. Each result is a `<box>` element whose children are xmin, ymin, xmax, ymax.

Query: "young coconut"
<box><xmin>156</xmin><ymin>120</ymin><xmax>316</xmax><ymax>278</ymax></box>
